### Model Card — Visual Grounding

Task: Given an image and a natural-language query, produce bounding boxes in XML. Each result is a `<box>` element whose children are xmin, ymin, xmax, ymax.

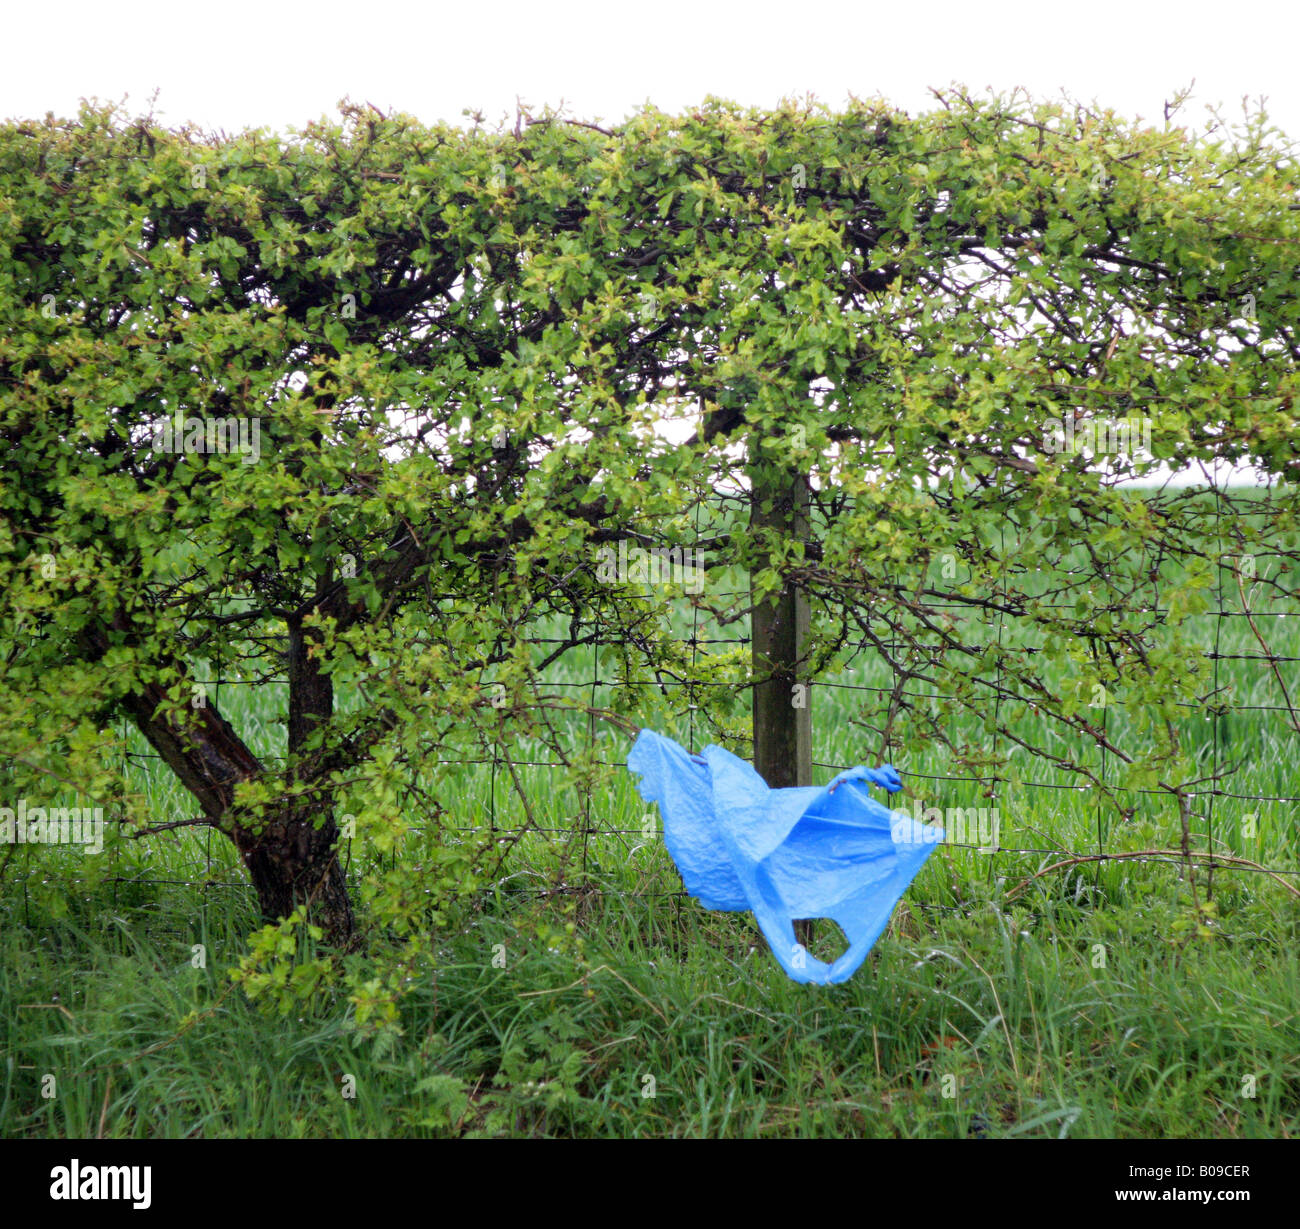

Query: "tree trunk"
<box><xmin>84</xmin><ymin>611</ymin><xmax>355</xmax><ymax>945</ymax></box>
<box><xmin>241</xmin><ymin>805</ymin><xmax>354</xmax><ymax>945</ymax></box>
<box><xmin>267</xmin><ymin>610</ymin><xmax>354</xmax><ymax>943</ymax></box>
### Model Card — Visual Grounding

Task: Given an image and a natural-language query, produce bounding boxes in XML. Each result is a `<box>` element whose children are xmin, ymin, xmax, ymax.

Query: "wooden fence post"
<box><xmin>750</xmin><ymin>462</ymin><xmax>814</xmax><ymax>948</ymax></box>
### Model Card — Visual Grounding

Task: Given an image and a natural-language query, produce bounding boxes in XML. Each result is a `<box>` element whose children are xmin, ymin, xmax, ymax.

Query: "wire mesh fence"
<box><xmin>65</xmin><ymin>466</ymin><xmax>1299</xmax><ymax>950</ymax></box>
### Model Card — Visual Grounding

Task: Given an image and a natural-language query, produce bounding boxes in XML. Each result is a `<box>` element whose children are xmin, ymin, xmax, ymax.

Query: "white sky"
<box><xmin>3</xmin><ymin>0</ymin><xmax>1297</xmax><ymax>142</ymax></box>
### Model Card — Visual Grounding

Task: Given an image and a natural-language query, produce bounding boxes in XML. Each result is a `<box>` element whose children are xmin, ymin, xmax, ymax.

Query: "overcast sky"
<box><xmin>3</xmin><ymin>0</ymin><xmax>1297</xmax><ymax>143</ymax></box>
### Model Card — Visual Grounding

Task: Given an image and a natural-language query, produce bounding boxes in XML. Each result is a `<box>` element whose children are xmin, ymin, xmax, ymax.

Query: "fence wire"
<box><xmin>68</xmin><ymin>475</ymin><xmax>1300</xmax><ymax>940</ymax></box>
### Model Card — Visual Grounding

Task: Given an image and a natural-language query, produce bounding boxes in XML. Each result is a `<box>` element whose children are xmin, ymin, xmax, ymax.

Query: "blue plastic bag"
<box><xmin>626</xmin><ymin>729</ymin><xmax>942</xmax><ymax>985</ymax></box>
